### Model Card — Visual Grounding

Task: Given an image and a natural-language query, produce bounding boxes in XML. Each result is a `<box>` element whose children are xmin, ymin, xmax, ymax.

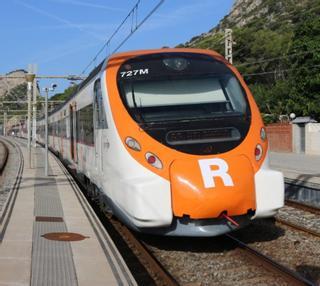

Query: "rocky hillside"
<box><xmin>178</xmin><ymin>0</ymin><xmax>320</xmax><ymax>122</ymax></box>
<box><xmin>181</xmin><ymin>0</ymin><xmax>314</xmax><ymax>49</ymax></box>
<box><xmin>0</xmin><ymin>70</ymin><xmax>27</xmax><ymax>98</ymax></box>
<box><xmin>0</xmin><ymin>70</ymin><xmax>31</xmax><ymax>128</ymax></box>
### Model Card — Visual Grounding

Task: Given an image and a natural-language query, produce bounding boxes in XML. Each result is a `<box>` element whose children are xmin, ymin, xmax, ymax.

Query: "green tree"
<box><xmin>50</xmin><ymin>84</ymin><xmax>78</xmax><ymax>102</ymax></box>
<box><xmin>287</xmin><ymin>10</ymin><xmax>320</xmax><ymax>120</ymax></box>
<box><xmin>250</xmin><ymin>80</ymin><xmax>291</xmax><ymax>122</ymax></box>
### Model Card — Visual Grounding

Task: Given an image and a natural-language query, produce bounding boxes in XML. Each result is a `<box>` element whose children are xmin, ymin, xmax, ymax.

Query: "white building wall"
<box><xmin>292</xmin><ymin>124</ymin><xmax>301</xmax><ymax>153</ymax></box>
<box><xmin>305</xmin><ymin>123</ymin><xmax>320</xmax><ymax>155</ymax></box>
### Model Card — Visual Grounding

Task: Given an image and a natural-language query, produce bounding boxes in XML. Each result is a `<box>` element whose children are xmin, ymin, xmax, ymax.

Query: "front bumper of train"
<box><xmin>111</xmin><ymin>152</ymin><xmax>284</xmax><ymax>236</ymax></box>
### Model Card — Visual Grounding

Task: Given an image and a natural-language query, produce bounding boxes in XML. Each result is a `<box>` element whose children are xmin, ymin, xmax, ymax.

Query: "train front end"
<box><xmin>106</xmin><ymin>49</ymin><xmax>284</xmax><ymax>236</ymax></box>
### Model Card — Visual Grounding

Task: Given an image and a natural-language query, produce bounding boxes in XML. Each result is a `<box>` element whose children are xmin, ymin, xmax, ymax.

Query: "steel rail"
<box><xmin>275</xmin><ymin>217</ymin><xmax>320</xmax><ymax>238</ymax></box>
<box><xmin>285</xmin><ymin>200</ymin><xmax>320</xmax><ymax>216</ymax></box>
<box><xmin>108</xmin><ymin>218</ymin><xmax>179</xmax><ymax>286</ymax></box>
<box><xmin>226</xmin><ymin>234</ymin><xmax>316</xmax><ymax>286</ymax></box>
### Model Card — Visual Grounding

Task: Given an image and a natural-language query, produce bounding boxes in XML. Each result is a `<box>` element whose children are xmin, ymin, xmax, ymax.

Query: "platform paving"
<box><xmin>269</xmin><ymin>151</ymin><xmax>320</xmax><ymax>185</ymax></box>
<box><xmin>0</xmin><ymin>138</ymin><xmax>136</xmax><ymax>286</ymax></box>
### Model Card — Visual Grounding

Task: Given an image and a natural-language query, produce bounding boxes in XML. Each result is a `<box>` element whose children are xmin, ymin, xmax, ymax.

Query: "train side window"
<box><xmin>94</xmin><ymin>79</ymin><xmax>108</xmax><ymax>129</ymax></box>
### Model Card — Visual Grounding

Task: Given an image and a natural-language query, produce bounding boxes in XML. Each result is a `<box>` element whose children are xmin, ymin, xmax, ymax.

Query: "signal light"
<box><xmin>145</xmin><ymin>152</ymin><xmax>163</xmax><ymax>169</ymax></box>
<box><xmin>125</xmin><ymin>137</ymin><xmax>141</xmax><ymax>151</ymax></box>
<box><xmin>255</xmin><ymin>144</ymin><xmax>263</xmax><ymax>161</ymax></box>
<box><xmin>260</xmin><ymin>127</ymin><xmax>266</xmax><ymax>141</ymax></box>
<box><xmin>147</xmin><ymin>155</ymin><xmax>156</xmax><ymax>164</ymax></box>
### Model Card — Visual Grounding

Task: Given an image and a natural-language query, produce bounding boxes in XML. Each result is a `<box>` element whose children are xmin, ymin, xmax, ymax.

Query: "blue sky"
<box><xmin>0</xmin><ymin>0</ymin><xmax>233</xmax><ymax>94</ymax></box>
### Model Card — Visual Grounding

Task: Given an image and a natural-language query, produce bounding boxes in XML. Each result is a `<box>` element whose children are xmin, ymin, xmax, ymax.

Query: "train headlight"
<box><xmin>255</xmin><ymin>144</ymin><xmax>263</xmax><ymax>161</ymax></box>
<box><xmin>125</xmin><ymin>137</ymin><xmax>141</xmax><ymax>151</ymax></box>
<box><xmin>145</xmin><ymin>152</ymin><xmax>163</xmax><ymax>169</ymax></box>
<box><xmin>260</xmin><ymin>127</ymin><xmax>266</xmax><ymax>141</ymax></box>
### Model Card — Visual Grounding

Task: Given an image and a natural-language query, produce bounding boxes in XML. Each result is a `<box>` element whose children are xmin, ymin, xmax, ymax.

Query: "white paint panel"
<box><xmin>99</xmin><ymin>70</ymin><xmax>173</xmax><ymax>227</ymax></box>
<box><xmin>306</xmin><ymin>123</ymin><xmax>320</xmax><ymax>155</ymax></box>
<box><xmin>253</xmin><ymin>151</ymin><xmax>284</xmax><ymax>218</ymax></box>
<box><xmin>115</xmin><ymin>176</ymin><xmax>172</xmax><ymax>227</ymax></box>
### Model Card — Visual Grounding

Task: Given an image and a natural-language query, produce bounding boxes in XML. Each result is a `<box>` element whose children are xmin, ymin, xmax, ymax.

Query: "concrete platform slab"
<box><xmin>270</xmin><ymin>151</ymin><xmax>320</xmax><ymax>185</ymax></box>
<box><xmin>0</xmin><ymin>241</ymin><xmax>31</xmax><ymax>258</ymax></box>
<box><xmin>0</xmin><ymin>258</ymin><xmax>30</xmax><ymax>285</ymax></box>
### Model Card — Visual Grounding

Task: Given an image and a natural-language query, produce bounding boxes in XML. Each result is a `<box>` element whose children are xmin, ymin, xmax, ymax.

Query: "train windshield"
<box><xmin>117</xmin><ymin>53</ymin><xmax>250</xmax><ymax>124</ymax></box>
<box><xmin>117</xmin><ymin>52</ymin><xmax>251</xmax><ymax>155</ymax></box>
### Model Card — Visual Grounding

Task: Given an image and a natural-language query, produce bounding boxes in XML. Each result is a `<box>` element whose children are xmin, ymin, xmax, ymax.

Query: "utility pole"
<box><xmin>44</xmin><ymin>88</ymin><xmax>48</xmax><ymax>177</ymax></box>
<box><xmin>32</xmin><ymin>76</ymin><xmax>37</xmax><ymax>147</ymax></box>
<box><xmin>225</xmin><ymin>28</ymin><xmax>233</xmax><ymax>64</ymax></box>
<box><xmin>43</xmin><ymin>84</ymin><xmax>57</xmax><ymax>177</ymax></box>
<box><xmin>25</xmin><ymin>72</ymin><xmax>35</xmax><ymax>169</ymax></box>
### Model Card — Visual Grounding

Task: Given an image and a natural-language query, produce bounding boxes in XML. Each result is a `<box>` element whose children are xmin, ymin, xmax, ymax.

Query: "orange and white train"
<box><xmin>31</xmin><ymin>48</ymin><xmax>283</xmax><ymax>236</ymax></box>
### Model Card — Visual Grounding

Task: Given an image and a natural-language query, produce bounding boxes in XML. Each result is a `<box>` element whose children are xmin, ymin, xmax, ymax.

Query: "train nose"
<box><xmin>170</xmin><ymin>155</ymin><xmax>256</xmax><ymax>219</ymax></box>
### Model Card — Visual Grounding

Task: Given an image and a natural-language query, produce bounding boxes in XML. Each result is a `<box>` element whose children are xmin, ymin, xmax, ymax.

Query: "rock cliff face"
<box><xmin>221</xmin><ymin>0</ymin><xmax>264</xmax><ymax>28</ymax></box>
<box><xmin>0</xmin><ymin>70</ymin><xmax>27</xmax><ymax>98</ymax></box>
<box><xmin>183</xmin><ymin>0</ymin><xmax>311</xmax><ymax>47</ymax></box>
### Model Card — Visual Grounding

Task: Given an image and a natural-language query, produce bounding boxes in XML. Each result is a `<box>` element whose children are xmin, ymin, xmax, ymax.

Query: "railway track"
<box><xmin>285</xmin><ymin>200</ymin><xmax>320</xmax><ymax>216</ymax></box>
<box><xmin>0</xmin><ymin>137</ymin><xmax>24</xmax><ymax>241</ymax></box>
<box><xmin>275</xmin><ymin>199</ymin><xmax>320</xmax><ymax>238</ymax></box>
<box><xmin>226</xmin><ymin>234</ymin><xmax>315</xmax><ymax>286</ymax></box>
<box><xmin>276</xmin><ymin>217</ymin><xmax>320</xmax><ymax>238</ymax></box>
<box><xmin>99</xmin><ymin>217</ymin><xmax>317</xmax><ymax>286</ymax></box>
<box><xmin>86</xmin><ymin>197</ymin><xmax>317</xmax><ymax>285</ymax></box>
<box><xmin>104</xmin><ymin>214</ymin><xmax>179</xmax><ymax>286</ymax></box>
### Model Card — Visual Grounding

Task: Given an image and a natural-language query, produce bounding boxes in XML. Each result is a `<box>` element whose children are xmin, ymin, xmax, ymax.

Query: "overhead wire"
<box><xmin>112</xmin><ymin>0</ymin><xmax>165</xmax><ymax>55</ymax></box>
<box><xmin>80</xmin><ymin>0</ymin><xmax>165</xmax><ymax>75</ymax></box>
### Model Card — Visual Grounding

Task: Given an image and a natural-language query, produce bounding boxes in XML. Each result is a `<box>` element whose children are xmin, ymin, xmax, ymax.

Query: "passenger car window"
<box><xmin>94</xmin><ymin>79</ymin><xmax>108</xmax><ymax>129</ymax></box>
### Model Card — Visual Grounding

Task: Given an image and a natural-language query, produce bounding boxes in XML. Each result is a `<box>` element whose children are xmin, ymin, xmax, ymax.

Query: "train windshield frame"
<box><xmin>117</xmin><ymin>52</ymin><xmax>251</xmax><ymax>126</ymax></box>
<box><xmin>116</xmin><ymin>52</ymin><xmax>252</xmax><ymax>155</ymax></box>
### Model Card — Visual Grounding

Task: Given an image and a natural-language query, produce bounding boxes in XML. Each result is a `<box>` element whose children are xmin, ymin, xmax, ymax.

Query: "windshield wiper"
<box><xmin>131</xmin><ymin>85</ymin><xmax>148</xmax><ymax>126</ymax></box>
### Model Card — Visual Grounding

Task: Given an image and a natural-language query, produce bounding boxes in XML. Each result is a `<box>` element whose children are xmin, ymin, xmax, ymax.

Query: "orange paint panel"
<box><xmin>170</xmin><ymin>155</ymin><xmax>256</xmax><ymax>219</ymax></box>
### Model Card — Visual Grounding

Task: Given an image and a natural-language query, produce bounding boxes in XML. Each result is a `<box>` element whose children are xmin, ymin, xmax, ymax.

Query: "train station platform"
<box><xmin>0</xmin><ymin>138</ymin><xmax>136</xmax><ymax>286</ymax></box>
<box><xmin>269</xmin><ymin>151</ymin><xmax>320</xmax><ymax>186</ymax></box>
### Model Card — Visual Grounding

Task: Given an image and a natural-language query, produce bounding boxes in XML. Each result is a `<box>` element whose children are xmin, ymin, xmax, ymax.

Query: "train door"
<box><xmin>69</xmin><ymin>103</ymin><xmax>78</xmax><ymax>162</ymax></box>
<box><xmin>93</xmin><ymin>79</ymin><xmax>107</xmax><ymax>172</ymax></box>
